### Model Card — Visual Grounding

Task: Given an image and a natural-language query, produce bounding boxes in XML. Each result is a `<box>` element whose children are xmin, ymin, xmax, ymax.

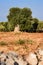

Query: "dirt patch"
<box><xmin>0</xmin><ymin>32</ymin><xmax>43</xmax><ymax>55</ymax></box>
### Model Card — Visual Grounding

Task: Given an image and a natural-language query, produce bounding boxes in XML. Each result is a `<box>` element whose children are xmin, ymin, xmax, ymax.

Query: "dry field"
<box><xmin>0</xmin><ymin>32</ymin><xmax>43</xmax><ymax>55</ymax></box>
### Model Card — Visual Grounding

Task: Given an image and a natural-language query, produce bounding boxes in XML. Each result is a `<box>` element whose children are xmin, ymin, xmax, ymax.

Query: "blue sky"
<box><xmin>0</xmin><ymin>0</ymin><xmax>43</xmax><ymax>22</ymax></box>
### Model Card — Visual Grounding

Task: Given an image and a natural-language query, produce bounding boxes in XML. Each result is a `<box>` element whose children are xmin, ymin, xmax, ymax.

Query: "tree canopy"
<box><xmin>0</xmin><ymin>7</ymin><xmax>43</xmax><ymax>32</ymax></box>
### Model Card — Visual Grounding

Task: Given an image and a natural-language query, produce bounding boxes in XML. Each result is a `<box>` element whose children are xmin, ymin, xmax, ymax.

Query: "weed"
<box><xmin>27</xmin><ymin>39</ymin><xmax>33</xmax><ymax>44</ymax></box>
<box><xmin>0</xmin><ymin>41</ymin><xmax>7</xmax><ymax>46</ymax></box>
<box><xmin>17</xmin><ymin>39</ymin><xmax>25</xmax><ymax>44</ymax></box>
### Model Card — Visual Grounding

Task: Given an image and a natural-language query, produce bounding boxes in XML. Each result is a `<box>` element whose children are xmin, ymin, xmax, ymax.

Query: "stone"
<box><xmin>14</xmin><ymin>25</ymin><xmax>20</xmax><ymax>33</ymax></box>
<box><xmin>0</xmin><ymin>49</ymin><xmax>43</xmax><ymax>65</ymax></box>
<box><xmin>0</xmin><ymin>51</ymin><xmax>27</xmax><ymax>65</ymax></box>
<box><xmin>26</xmin><ymin>52</ymin><xmax>37</xmax><ymax>65</ymax></box>
<box><xmin>36</xmin><ymin>49</ymin><xmax>43</xmax><ymax>61</ymax></box>
<box><xmin>38</xmin><ymin>61</ymin><xmax>43</xmax><ymax>65</ymax></box>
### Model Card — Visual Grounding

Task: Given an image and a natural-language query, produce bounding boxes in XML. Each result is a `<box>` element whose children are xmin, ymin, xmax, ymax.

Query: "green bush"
<box><xmin>0</xmin><ymin>22</ymin><xmax>9</xmax><ymax>32</ymax></box>
<box><xmin>0</xmin><ymin>25</ymin><xmax>5</xmax><ymax>31</ymax></box>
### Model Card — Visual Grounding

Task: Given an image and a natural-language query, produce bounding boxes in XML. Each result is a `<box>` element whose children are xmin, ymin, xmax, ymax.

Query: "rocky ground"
<box><xmin>0</xmin><ymin>32</ymin><xmax>43</xmax><ymax>65</ymax></box>
<box><xmin>0</xmin><ymin>49</ymin><xmax>43</xmax><ymax>65</ymax></box>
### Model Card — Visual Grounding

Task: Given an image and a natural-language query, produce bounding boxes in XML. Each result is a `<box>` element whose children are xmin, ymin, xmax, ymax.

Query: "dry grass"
<box><xmin>0</xmin><ymin>41</ymin><xmax>7</xmax><ymax>46</ymax></box>
<box><xmin>0</xmin><ymin>32</ymin><xmax>43</xmax><ymax>55</ymax></box>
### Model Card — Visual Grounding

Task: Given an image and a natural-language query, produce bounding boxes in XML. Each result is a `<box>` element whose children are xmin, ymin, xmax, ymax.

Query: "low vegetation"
<box><xmin>17</xmin><ymin>39</ymin><xmax>25</xmax><ymax>45</ymax></box>
<box><xmin>0</xmin><ymin>39</ymin><xmax>34</xmax><ymax>46</ymax></box>
<box><xmin>27</xmin><ymin>39</ymin><xmax>34</xmax><ymax>44</ymax></box>
<box><xmin>0</xmin><ymin>41</ymin><xmax>7</xmax><ymax>46</ymax></box>
<box><xmin>15</xmin><ymin>39</ymin><xmax>34</xmax><ymax>45</ymax></box>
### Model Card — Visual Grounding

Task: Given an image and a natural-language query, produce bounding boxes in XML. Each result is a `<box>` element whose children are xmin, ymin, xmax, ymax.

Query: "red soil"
<box><xmin>0</xmin><ymin>32</ymin><xmax>43</xmax><ymax>55</ymax></box>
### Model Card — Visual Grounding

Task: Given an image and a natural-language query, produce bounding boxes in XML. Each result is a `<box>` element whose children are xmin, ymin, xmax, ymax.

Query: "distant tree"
<box><xmin>32</xmin><ymin>18</ymin><xmax>39</xmax><ymax>32</ymax></box>
<box><xmin>21</xmin><ymin>8</ymin><xmax>32</xmax><ymax>18</ymax></box>
<box><xmin>0</xmin><ymin>7</ymin><xmax>43</xmax><ymax>32</ymax></box>
<box><xmin>0</xmin><ymin>25</ymin><xmax>5</xmax><ymax>31</ymax></box>
<box><xmin>3</xmin><ymin>22</ymin><xmax>8</xmax><ymax>31</ymax></box>
<box><xmin>37</xmin><ymin>21</ymin><xmax>43</xmax><ymax>32</ymax></box>
<box><xmin>7</xmin><ymin>7</ymin><xmax>32</xmax><ymax>32</ymax></box>
<box><xmin>19</xmin><ymin>16</ymin><xmax>32</xmax><ymax>32</ymax></box>
<box><xmin>7</xmin><ymin>7</ymin><xmax>21</xmax><ymax>21</ymax></box>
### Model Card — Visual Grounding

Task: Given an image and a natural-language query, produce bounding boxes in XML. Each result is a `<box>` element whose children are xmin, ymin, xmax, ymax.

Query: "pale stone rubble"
<box><xmin>0</xmin><ymin>49</ymin><xmax>43</xmax><ymax>65</ymax></box>
<box><xmin>14</xmin><ymin>25</ymin><xmax>20</xmax><ymax>33</ymax></box>
<box><xmin>26</xmin><ymin>52</ymin><xmax>38</xmax><ymax>65</ymax></box>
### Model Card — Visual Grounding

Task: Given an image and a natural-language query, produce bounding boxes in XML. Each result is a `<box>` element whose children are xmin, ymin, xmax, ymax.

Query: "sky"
<box><xmin>0</xmin><ymin>0</ymin><xmax>43</xmax><ymax>22</ymax></box>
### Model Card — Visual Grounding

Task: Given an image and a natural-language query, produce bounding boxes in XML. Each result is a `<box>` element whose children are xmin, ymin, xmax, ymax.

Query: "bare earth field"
<box><xmin>0</xmin><ymin>32</ymin><xmax>43</xmax><ymax>55</ymax></box>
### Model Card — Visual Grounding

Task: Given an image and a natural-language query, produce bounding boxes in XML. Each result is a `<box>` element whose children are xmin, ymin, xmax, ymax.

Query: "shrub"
<box><xmin>0</xmin><ymin>41</ymin><xmax>7</xmax><ymax>46</ymax></box>
<box><xmin>17</xmin><ymin>39</ymin><xmax>25</xmax><ymax>44</ymax></box>
<box><xmin>0</xmin><ymin>25</ymin><xmax>5</xmax><ymax>31</ymax></box>
<box><xmin>27</xmin><ymin>39</ymin><xmax>33</xmax><ymax>44</ymax></box>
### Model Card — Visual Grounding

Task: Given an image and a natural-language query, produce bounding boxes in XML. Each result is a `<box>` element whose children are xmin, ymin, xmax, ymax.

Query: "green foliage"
<box><xmin>37</xmin><ymin>21</ymin><xmax>43</xmax><ymax>32</ymax></box>
<box><xmin>0</xmin><ymin>25</ymin><xmax>5</xmax><ymax>31</ymax></box>
<box><xmin>3</xmin><ymin>22</ymin><xmax>9</xmax><ymax>31</ymax></box>
<box><xmin>0</xmin><ymin>7</ymin><xmax>43</xmax><ymax>32</ymax></box>
<box><xmin>0</xmin><ymin>22</ymin><xmax>9</xmax><ymax>32</ymax></box>
<box><xmin>8</xmin><ymin>22</ymin><xmax>15</xmax><ymax>31</ymax></box>
<box><xmin>7</xmin><ymin>7</ymin><xmax>21</xmax><ymax>21</ymax></box>
<box><xmin>33</xmin><ymin>18</ymin><xmax>38</xmax><ymax>32</ymax></box>
<box><xmin>16</xmin><ymin>39</ymin><xmax>33</xmax><ymax>45</ymax></box>
<box><xmin>21</xmin><ymin>8</ymin><xmax>32</xmax><ymax>18</ymax></box>
<box><xmin>7</xmin><ymin>7</ymin><xmax>32</xmax><ymax>32</ymax></box>
<box><xmin>20</xmin><ymin>19</ymin><xmax>32</xmax><ymax>32</ymax></box>
<box><xmin>17</xmin><ymin>39</ymin><xmax>25</xmax><ymax>44</ymax></box>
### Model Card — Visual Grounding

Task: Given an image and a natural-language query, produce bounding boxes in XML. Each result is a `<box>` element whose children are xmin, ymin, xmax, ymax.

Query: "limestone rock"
<box><xmin>0</xmin><ymin>49</ymin><xmax>43</xmax><ymax>65</ymax></box>
<box><xmin>14</xmin><ymin>25</ymin><xmax>20</xmax><ymax>33</ymax></box>
<box><xmin>0</xmin><ymin>51</ymin><xmax>27</xmax><ymax>65</ymax></box>
<box><xmin>38</xmin><ymin>61</ymin><xmax>43</xmax><ymax>65</ymax></box>
<box><xmin>26</xmin><ymin>52</ymin><xmax>37</xmax><ymax>65</ymax></box>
